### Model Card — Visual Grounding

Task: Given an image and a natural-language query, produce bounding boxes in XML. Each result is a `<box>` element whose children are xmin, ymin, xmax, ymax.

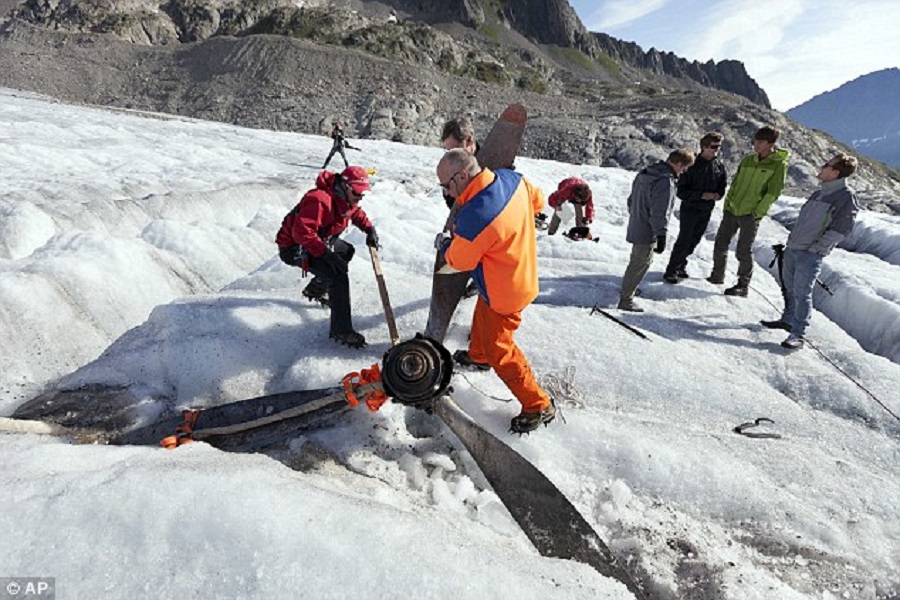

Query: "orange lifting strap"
<box><xmin>160</xmin><ymin>409</ymin><xmax>201</xmax><ymax>449</ymax></box>
<box><xmin>341</xmin><ymin>364</ymin><xmax>388</xmax><ymax>413</ymax></box>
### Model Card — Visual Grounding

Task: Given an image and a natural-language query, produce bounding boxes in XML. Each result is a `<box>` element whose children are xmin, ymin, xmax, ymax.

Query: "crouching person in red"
<box><xmin>435</xmin><ymin>148</ymin><xmax>555</xmax><ymax>434</ymax></box>
<box><xmin>546</xmin><ymin>177</ymin><xmax>594</xmax><ymax>239</ymax></box>
<box><xmin>276</xmin><ymin>166</ymin><xmax>379</xmax><ymax>348</ymax></box>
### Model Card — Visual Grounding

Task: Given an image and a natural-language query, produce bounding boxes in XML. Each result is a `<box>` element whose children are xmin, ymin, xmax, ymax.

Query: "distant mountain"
<box><xmin>1</xmin><ymin>0</ymin><xmax>899</xmax><ymax>212</ymax></box>
<box><xmin>788</xmin><ymin>68</ymin><xmax>900</xmax><ymax>167</ymax></box>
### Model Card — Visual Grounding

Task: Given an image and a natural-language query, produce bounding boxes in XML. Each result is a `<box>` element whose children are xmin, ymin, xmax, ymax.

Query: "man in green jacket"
<box><xmin>708</xmin><ymin>125</ymin><xmax>789</xmax><ymax>296</ymax></box>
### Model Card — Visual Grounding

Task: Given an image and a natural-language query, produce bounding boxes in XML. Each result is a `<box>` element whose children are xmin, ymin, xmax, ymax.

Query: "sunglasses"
<box><xmin>440</xmin><ymin>170</ymin><xmax>462</xmax><ymax>191</ymax></box>
<box><xmin>346</xmin><ymin>186</ymin><xmax>367</xmax><ymax>199</ymax></box>
<box><xmin>709</xmin><ymin>144</ymin><xmax>721</xmax><ymax>149</ymax></box>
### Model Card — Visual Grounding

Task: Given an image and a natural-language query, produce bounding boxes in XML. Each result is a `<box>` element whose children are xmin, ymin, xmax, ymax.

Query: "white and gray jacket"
<box><xmin>786</xmin><ymin>178</ymin><xmax>859</xmax><ymax>256</ymax></box>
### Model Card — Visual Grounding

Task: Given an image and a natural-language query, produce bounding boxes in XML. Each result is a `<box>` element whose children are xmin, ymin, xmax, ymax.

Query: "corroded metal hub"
<box><xmin>381</xmin><ymin>335</ymin><xmax>453</xmax><ymax>409</ymax></box>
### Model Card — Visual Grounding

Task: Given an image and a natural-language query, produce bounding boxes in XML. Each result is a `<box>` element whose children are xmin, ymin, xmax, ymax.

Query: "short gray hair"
<box><xmin>441</xmin><ymin>148</ymin><xmax>480</xmax><ymax>176</ymax></box>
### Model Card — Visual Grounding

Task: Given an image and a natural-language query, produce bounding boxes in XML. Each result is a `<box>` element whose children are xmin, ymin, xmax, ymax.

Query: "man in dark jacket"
<box><xmin>322</xmin><ymin>122</ymin><xmax>359</xmax><ymax>169</ymax></box>
<box><xmin>663</xmin><ymin>132</ymin><xmax>727</xmax><ymax>283</ymax></box>
<box><xmin>440</xmin><ymin>118</ymin><xmax>478</xmax><ymax>158</ymax></box>
<box><xmin>761</xmin><ymin>153</ymin><xmax>859</xmax><ymax>349</ymax></box>
<box><xmin>618</xmin><ymin>149</ymin><xmax>694</xmax><ymax>312</ymax></box>
<box><xmin>276</xmin><ymin>166</ymin><xmax>379</xmax><ymax>348</ymax></box>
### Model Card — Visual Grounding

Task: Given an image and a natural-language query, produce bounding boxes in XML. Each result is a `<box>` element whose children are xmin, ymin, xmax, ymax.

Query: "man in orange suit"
<box><xmin>435</xmin><ymin>148</ymin><xmax>555</xmax><ymax>434</ymax></box>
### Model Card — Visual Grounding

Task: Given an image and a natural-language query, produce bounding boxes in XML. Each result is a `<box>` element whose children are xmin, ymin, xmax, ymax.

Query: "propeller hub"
<box><xmin>381</xmin><ymin>336</ymin><xmax>453</xmax><ymax>409</ymax></box>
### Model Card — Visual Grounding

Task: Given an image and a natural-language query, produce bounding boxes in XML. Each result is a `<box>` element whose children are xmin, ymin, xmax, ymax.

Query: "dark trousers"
<box><xmin>281</xmin><ymin>239</ymin><xmax>356</xmax><ymax>335</ymax></box>
<box><xmin>665</xmin><ymin>203</ymin><xmax>714</xmax><ymax>275</ymax></box>
<box><xmin>323</xmin><ymin>144</ymin><xmax>348</xmax><ymax>169</ymax></box>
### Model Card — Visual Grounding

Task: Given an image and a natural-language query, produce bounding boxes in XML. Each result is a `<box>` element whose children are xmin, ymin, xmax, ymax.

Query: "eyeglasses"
<box><xmin>346</xmin><ymin>186</ymin><xmax>366</xmax><ymax>200</ymax></box>
<box><xmin>709</xmin><ymin>144</ymin><xmax>721</xmax><ymax>149</ymax></box>
<box><xmin>439</xmin><ymin>170</ymin><xmax>462</xmax><ymax>191</ymax></box>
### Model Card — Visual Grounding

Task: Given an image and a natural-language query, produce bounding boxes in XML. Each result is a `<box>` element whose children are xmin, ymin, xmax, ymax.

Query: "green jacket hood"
<box><xmin>761</xmin><ymin>147</ymin><xmax>790</xmax><ymax>164</ymax></box>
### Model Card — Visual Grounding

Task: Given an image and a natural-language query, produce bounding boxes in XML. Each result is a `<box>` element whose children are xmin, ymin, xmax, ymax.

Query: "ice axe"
<box><xmin>368</xmin><ymin>246</ymin><xmax>400</xmax><ymax>346</ymax></box>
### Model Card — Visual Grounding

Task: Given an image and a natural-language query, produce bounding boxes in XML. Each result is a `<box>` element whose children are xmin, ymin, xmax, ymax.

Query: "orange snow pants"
<box><xmin>467</xmin><ymin>296</ymin><xmax>551</xmax><ymax>413</ymax></box>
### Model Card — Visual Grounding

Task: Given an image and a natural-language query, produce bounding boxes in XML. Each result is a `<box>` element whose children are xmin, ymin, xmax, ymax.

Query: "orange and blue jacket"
<box><xmin>444</xmin><ymin>168</ymin><xmax>545</xmax><ymax>315</ymax></box>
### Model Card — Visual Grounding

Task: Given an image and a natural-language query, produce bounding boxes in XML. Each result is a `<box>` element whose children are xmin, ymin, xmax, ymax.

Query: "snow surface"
<box><xmin>1</xmin><ymin>88</ymin><xmax>898</xmax><ymax>600</ymax></box>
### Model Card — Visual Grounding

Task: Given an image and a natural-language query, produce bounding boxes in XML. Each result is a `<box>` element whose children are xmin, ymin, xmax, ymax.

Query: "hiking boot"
<box><xmin>724</xmin><ymin>284</ymin><xmax>749</xmax><ymax>297</ymax></box>
<box><xmin>781</xmin><ymin>334</ymin><xmax>805</xmax><ymax>350</ymax></box>
<box><xmin>706</xmin><ymin>275</ymin><xmax>725</xmax><ymax>285</ymax></box>
<box><xmin>452</xmin><ymin>350</ymin><xmax>490</xmax><ymax>371</ymax></box>
<box><xmin>330</xmin><ymin>330</ymin><xmax>367</xmax><ymax>348</ymax></box>
<box><xmin>302</xmin><ymin>280</ymin><xmax>329</xmax><ymax>307</ymax></box>
<box><xmin>509</xmin><ymin>399</ymin><xmax>557</xmax><ymax>434</ymax></box>
<box><xmin>663</xmin><ymin>273</ymin><xmax>680</xmax><ymax>284</ymax></box>
<box><xmin>676</xmin><ymin>269</ymin><xmax>689</xmax><ymax>279</ymax></box>
<box><xmin>617</xmin><ymin>298</ymin><xmax>644</xmax><ymax>312</ymax></box>
<box><xmin>761</xmin><ymin>319</ymin><xmax>792</xmax><ymax>332</ymax></box>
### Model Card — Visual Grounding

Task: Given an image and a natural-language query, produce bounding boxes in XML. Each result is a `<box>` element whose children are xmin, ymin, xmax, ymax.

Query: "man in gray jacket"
<box><xmin>761</xmin><ymin>153</ymin><xmax>859</xmax><ymax>349</ymax></box>
<box><xmin>618</xmin><ymin>148</ymin><xmax>694</xmax><ymax>312</ymax></box>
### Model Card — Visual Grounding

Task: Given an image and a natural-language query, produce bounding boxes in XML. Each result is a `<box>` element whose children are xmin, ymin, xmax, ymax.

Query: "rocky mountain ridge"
<box><xmin>11</xmin><ymin>0</ymin><xmax>771</xmax><ymax>106</ymax></box>
<box><xmin>0</xmin><ymin>0</ymin><xmax>897</xmax><ymax>212</ymax></box>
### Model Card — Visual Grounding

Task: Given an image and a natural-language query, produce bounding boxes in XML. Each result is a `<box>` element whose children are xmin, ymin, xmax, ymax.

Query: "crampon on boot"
<box><xmin>302</xmin><ymin>280</ymin><xmax>330</xmax><ymax>307</ymax></box>
<box><xmin>509</xmin><ymin>398</ymin><xmax>557</xmax><ymax>434</ymax></box>
<box><xmin>330</xmin><ymin>330</ymin><xmax>367</xmax><ymax>349</ymax></box>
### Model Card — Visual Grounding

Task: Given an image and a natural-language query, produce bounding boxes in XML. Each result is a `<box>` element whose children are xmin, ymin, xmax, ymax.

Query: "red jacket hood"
<box><xmin>316</xmin><ymin>170</ymin><xmax>352</xmax><ymax>214</ymax></box>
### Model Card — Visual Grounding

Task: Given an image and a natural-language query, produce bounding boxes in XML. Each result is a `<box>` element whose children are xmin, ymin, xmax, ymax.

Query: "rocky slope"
<box><xmin>0</xmin><ymin>0</ymin><xmax>897</xmax><ymax>212</ymax></box>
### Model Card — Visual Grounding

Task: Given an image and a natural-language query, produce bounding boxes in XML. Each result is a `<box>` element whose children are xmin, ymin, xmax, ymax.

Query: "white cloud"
<box><xmin>580</xmin><ymin>0</ymin><xmax>669</xmax><ymax>31</ymax></box>
<box><xmin>576</xmin><ymin>0</ymin><xmax>900</xmax><ymax>110</ymax></box>
<box><xmin>678</xmin><ymin>0</ymin><xmax>806</xmax><ymax>63</ymax></box>
<box><xmin>718</xmin><ymin>2</ymin><xmax>900</xmax><ymax>109</ymax></box>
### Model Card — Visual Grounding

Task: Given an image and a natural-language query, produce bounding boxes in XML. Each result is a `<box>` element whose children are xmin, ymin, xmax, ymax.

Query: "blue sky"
<box><xmin>569</xmin><ymin>0</ymin><xmax>900</xmax><ymax>110</ymax></box>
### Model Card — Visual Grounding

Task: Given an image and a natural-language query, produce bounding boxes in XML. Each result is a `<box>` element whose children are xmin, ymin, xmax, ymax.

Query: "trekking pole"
<box><xmin>369</xmin><ymin>246</ymin><xmax>400</xmax><ymax>346</ymax></box>
<box><xmin>816</xmin><ymin>279</ymin><xmax>834</xmax><ymax>296</ymax></box>
<box><xmin>772</xmin><ymin>243</ymin><xmax>834</xmax><ymax>296</ymax></box>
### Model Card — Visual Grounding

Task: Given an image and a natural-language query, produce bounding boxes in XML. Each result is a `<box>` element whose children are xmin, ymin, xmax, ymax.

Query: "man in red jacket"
<box><xmin>546</xmin><ymin>177</ymin><xmax>594</xmax><ymax>238</ymax></box>
<box><xmin>276</xmin><ymin>166</ymin><xmax>379</xmax><ymax>348</ymax></box>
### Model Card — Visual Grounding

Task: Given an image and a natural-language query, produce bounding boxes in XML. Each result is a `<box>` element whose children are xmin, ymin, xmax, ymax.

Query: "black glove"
<box><xmin>654</xmin><ymin>234</ymin><xmax>666</xmax><ymax>254</ymax></box>
<box><xmin>434</xmin><ymin>231</ymin><xmax>452</xmax><ymax>252</ymax></box>
<box><xmin>567</xmin><ymin>226</ymin><xmax>591</xmax><ymax>240</ymax></box>
<box><xmin>365</xmin><ymin>227</ymin><xmax>380</xmax><ymax>249</ymax></box>
<box><xmin>320</xmin><ymin>248</ymin><xmax>348</xmax><ymax>276</ymax></box>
